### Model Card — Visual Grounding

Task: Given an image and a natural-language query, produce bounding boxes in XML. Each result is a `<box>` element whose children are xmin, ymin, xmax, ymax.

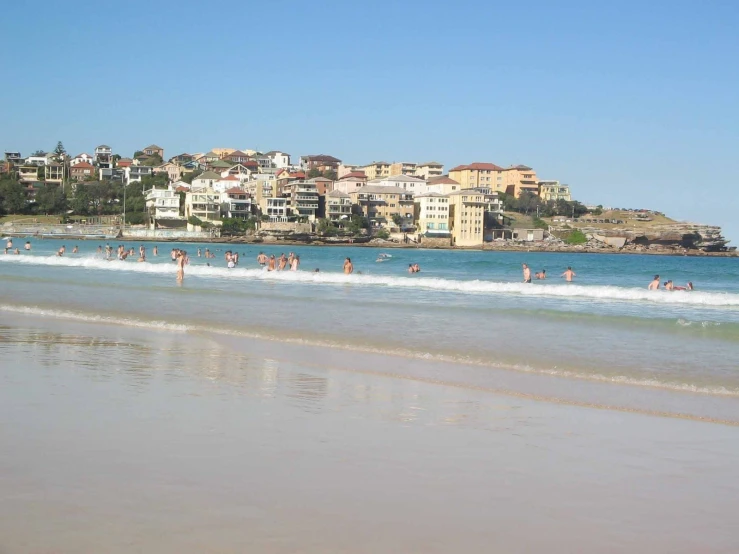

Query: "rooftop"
<box><xmin>144</xmin><ymin>144</ymin><xmax>163</xmax><ymax>150</ymax></box>
<box><xmin>328</xmin><ymin>190</ymin><xmax>351</xmax><ymax>198</ymax></box>
<box><xmin>353</xmin><ymin>185</ymin><xmax>414</xmax><ymax>196</ymax></box>
<box><xmin>427</xmin><ymin>175</ymin><xmax>460</xmax><ymax>185</ymax></box>
<box><xmin>302</xmin><ymin>154</ymin><xmax>341</xmax><ymax>163</ymax></box>
<box><xmin>196</xmin><ymin>171</ymin><xmax>221</xmax><ymax>180</ymax></box>
<box><xmin>450</xmin><ymin>162</ymin><xmax>504</xmax><ymax>172</ymax></box>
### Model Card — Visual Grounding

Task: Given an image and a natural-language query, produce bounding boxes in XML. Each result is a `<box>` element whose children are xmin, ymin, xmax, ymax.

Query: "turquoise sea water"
<box><xmin>2</xmin><ymin>238</ymin><xmax>739</xmax><ymax>399</ymax></box>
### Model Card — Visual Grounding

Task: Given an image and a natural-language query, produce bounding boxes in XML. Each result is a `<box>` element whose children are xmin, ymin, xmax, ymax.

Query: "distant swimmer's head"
<box><xmin>654</xmin><ymin>275</ymin><xmax>660</xmax><ymax>280</ymax></box>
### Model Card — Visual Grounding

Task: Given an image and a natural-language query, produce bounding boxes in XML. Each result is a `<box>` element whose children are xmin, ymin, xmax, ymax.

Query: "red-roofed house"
<box><xmin>224</xmin><ymin>150</ymin><xmax>252</xmax><ymax>164</ymax></box>
<box><xmin>339</xmin><ymin>171</ymin><xmax>367</xmax><ymax>181</ymax></box>
<box><xmin>70</xmin><ymin>162</ymin><xmax>96</xmax><ymax>181</ymax></box>
<box><xmin>220</xmin><ymin>187</ymin><xmax>252</xmax><ymax>220</ymax></box>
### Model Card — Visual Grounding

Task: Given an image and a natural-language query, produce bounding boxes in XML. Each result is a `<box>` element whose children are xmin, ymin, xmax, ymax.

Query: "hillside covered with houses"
<box><xmin>0</xmin><ymin>143</ymin><xmax>731</xmax><ymax>252</ymax></box>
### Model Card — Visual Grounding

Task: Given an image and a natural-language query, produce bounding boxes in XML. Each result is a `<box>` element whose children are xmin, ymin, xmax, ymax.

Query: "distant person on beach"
<box><xmin>561</xmin><ymin>267</ymin><xmax>576</xmax><ymax>282</ymax></box>
<box><xmin>6</xmin><ymin>238</ymin><xmax>12</xmax><ymax>249</ymax></box>
<box><xmin>288</xmin><ymin>252</ymin><xmax>295</xmax><ymax>267</ymax></box>
<box><xmin>257</xmin><ymin>252</ymin><xmax>267</xmax><ymax>266</ymax></box>
<box><xmin>97</xmin><ymin>245</ymin><xmax>102</xmax><ymax>254</ymax></box>
<box><xmin>171</xmin><ymin>248</ymin><xmax>178</xmax><ymax>262</ymax></box>
<box><xmin>535</xmin><ymin>269</ymin><xmax>546</xmax><ymax>279</ymax></box>
<box><xmin>198</xmin><ymin>248</ymin><xmax>202</xmax><ymax>257</ymax></box>
<box><xmin>664</xmin><ymin>280</ymin><xmax>674</xmax><ymax>290</ymax></box>
<box><xmin>139</xmin><ymin>245</ymin><xmax>145</xmax><ymax>260</ymax></box>
<box><xmin>408</xmin><ymin>264</ymin><xmax>414</xmax><ymax>273</ymax></box>
<box><xmin>278</xmin><ymin>254</ymin><xmax>287</xmax><ymax>271</ymax></box>
<box><xmin>57</xmin><ymin>245</ymin><xmax>66</xmax><ymax>257</ymax></box>
<box><xmin>344</xmin><ymin>257</ymin><xmax>353</xmax><ymax>274</ymax></box>
<box><xmin>233</xmin><ymin>252</ymin><xmax>239</xmax><ymax>266</ymax></box>
<box><xmin>648</xmin><ymin>275</ymin><xmax>661</xmax><ymax>290</ymax></box>
<box><xmin>72</xmin><ymin>246</ymin><xmax>79</xmax><ymax>253</ymax></box>
<box><xmin>14</xmin><ymin>248</ymin><xmax>20</xmax><ymax>255</ymax></box>
<box><xmin>176</xmin><ymin>250</ymin><xmax>186</xmax><ymax>281</ymax></box>
<box><xmin>674</xmin><ymin>281</ymin><xmax>694</xmax><ymax>291</ymax></box>
<box><xmin>522</xmin><ymin>263</ymin><xmax>531</xmax><ymax>283</ymax></box>
<box><xmin>153</xmin><ymin>245</ymin><xmax>158</xmax><ymax>256</ymax></box>
<box><xmin>268</xmin><ymin>255</ymin><xmax>276</xmax><ymax>271</ymax></box>
<box><xmin>25</xmin><ymin>241</ymin><xmax>31</xmax><ymax>251</ymax></box>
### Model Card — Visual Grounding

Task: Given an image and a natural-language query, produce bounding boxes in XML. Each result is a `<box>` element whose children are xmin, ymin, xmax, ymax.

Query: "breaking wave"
<box><xmin>2</xmin><ymin>254</ymin><xmax>739</xmax><ymax>307</ymax></box>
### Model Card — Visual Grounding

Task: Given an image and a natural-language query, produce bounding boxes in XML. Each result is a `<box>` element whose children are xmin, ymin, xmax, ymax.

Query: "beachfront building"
<box><xmin>538</xmin><ymin>181</ymin><xmax>572</xmax><ymax>202</ymax></box>
<box><xmin>325</xmin><ymin>190</ymin><xmax>352</xmax><ymax>222</ymax></box>
<box><xmin>426</xmin><ymin>175</ymin><xmax>461</xmax><ymax>195</ymax></box>
<box><xmin>299</xmin><ymin>154</ymin><xmax>342</xmax><ymax>173</ymax></box>
<box><xmin>262</xmin><ymin>197</ymin><xmax>288</xmax><ymax>221</ymax></box>
<box><xmin>501</xmin><ymin>165</ymin><xmax>539</xmax><ymax>197</ymax></box>
<box><xmin>146</xmin><ymin>186</ymin><xmax>182</xmax><ymax>222</ymax></box>
<box><xmin>415</xmin><ymin>193</ymin><xmax>451</xmax><ymax>237</ymax></box>
<box><xmin>220</xmin><ymin>187</ymin><xmax>252</xmax><ymax>220</ymax></box>
<box><xmin>415</xmin><ymin>162</ymin><xmax>444</xmax><ymax>180</ymax></box>
<box><xmin>350</xmin><ymin>185</ymin><xmax>414</xmax><ymax>229</ymax></box>
<box><xmin>447</xmin><ymin>189</ymin><xmax>489</xmax><ymax>246</ymax></box>
<box><xmin>388</xmin><ymin>162</ymin><xmax>417</xmax><ymax>176</ymax></box>
<box><xmin>448</xmin><ymin>162</ymin><xmax>505</xmax><ymax>190</ymax></box>
<box><xmin>94</xmin><ymin>145</ymin><xmax>112</xmax><ymax>169</ymax></box>
<box><xmin>185</xmin><ymin>188</ymin><xmax>221</xmax><ymax>224</ymax></box>
<box><xmin>70</xmin><ymin>153</ymin><xmax>93</xmax><ymax>167</ymax></box>
<box><xmin>367</xmin><ymin>174</ymin><xmax>428</xmax><ymax>195</ymax></box>
<box><xmin>359</xmin><ymin>161</ymin><xmax>391</xmax><ymax>180</ymax></box>
<box><xmin>283</xmin><ymin>180</ymin><xmax>320</xmax><ymax>221</ymax></box>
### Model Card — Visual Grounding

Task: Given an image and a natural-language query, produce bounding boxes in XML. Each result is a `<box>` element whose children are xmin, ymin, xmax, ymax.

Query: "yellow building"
<box><xmin>501</xmin><ymin>165</ymin><xmax>539</xmax><ymax>197</ymax></box>
<box><xmin>415</xmin><ymin>162</ymin><xmax>444</xmax><ymax>180</ymax></box>
<box><xmin>350</xmin><ymin>185</ymin><xmax>415</xmax><ymax>229</ymax></box>
<box><xmin>448</xmin><ymin>163</ymin><xmax>505</xmax><ymax>191</ymax></box>
<box><xmin>447</xmin><ymin>189</ymin><xmax>488</xmax><ymax>246</ymax></box>
<box><xmin>388</xmin><ymin>162</ymin><xmax>417</xmax><ymax>176</ymax></box>
<box><xmin>360</xmin><ymin>161</ymin><xmax>391</xmax><ymax>180</ymax></box>
<box><xmin>538</xmin><ymin>181</ymin><xmax>572</xmax><ymax>202</ymax></box>
<box><xmin>212</xmin><ymin>148</ymin><xmax>236</xmax><ymax>159</ymax></box>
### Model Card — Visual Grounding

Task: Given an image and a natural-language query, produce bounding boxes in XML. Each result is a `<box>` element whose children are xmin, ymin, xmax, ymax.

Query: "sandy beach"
<box><xmin>2</xmin><ymin>314</ymin><xmax>738</xmax><ymax>553</ymax></box>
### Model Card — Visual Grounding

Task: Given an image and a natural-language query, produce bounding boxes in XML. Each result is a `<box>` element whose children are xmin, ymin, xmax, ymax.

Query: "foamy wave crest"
<box><xmin>3</xmin><ymin>254</ymin><xmax>739</xmax><ymax>307</ymax></box>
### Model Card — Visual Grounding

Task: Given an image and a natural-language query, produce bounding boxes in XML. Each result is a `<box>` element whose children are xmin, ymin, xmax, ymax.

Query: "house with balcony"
<box><xmin>94</xmin><ymin>145</ymin><xmax>112</xmax><ymax>169</ymax></box>
<box><xmin>414</xmin><ymin>193</ymin><xmax>451</xmax><ymax>238</ymax></box>
<box><xmin>220</xmin><ymin>187</ymin><xmax>252</xmax><ymax>220</ymax></box>
<box><xmin>259</xmin><ymin>197</ymin><xmax>288</xmax><ymax>221</ymax></box>
<box><xmin>388</xmin><ymin>162</ymin><xmax>417</xmax><ymax>176</ymax></box>
<box><xmin>99</xmin><ymin>168</ymin><xmax>126</xmax><ymax>184</ymax></box>
<box><xmin>359</xmin><ymin>161</ymin><xmax>391</xmax><ymax>180</ymax></box>
<box><xmin>4</xmin><ymin>152</ymin><xmax>23</xmax><ymax>165</ymax></box>
<box><xmin>17</xmin><ymin>165</ymin><xmax>39</xmax><ymax>184</ymax></box>
<box><xmin>146</xmin><ymin>186</ymin><xmax>183</xmax><ymax>224</ymax></box>
<box><xmin>126</xmin><ymin>165</ymin><xmax>153</xmax><ymax>184</ymax></box>
<box><xmin>25</xmin><ymin>153</ymin><xmax>51</xmax><ymax>166</ymax></box>
<box><xmin>283</xmin><ymin>180</ymin><xmax>319</xmax><ymax>221</ymax></box>
<box><xmin>142</xmin><ymin>144</ymin><xmax>164</xmax><ymax>159</ymax></box>
<box><xmin>44</xmin><ymin>163</ymin><xmax>65</xmax><ymax>185</ymax></box>
<box><xmin>350</xmin><ymin>185</ymin><xmax>415</xmax><ymax>229</ymax></box>
<box><xmin>70</xmin><ymin>162</ymin><xmax>96</xmax><ymax>181</ymax></box>
<box><xmin>224</xmin><ymin>150</ymin><xmax>251</xmax><ymax>164</ymax></box>
<box><xmin>154</xmin><ymin>162</ymin><xmax>182</xmax><ymax>182</ymax></box>
<box><xmin>415</xmin><ymin>162</ymin><xmax>444</xmax><ymax>180</ymax></box>
<box><xmin>185</xmin><ymin>188</ymin><xmax>221</xmax><ymax>224</ymax></box>
<box><xmin>501</xmin><ymin>165</ymin><xmax>539</xmax><ymax>197</ymax></box>
<box><xmin>538</xmin><ymin>181</ymin><xmax>572</xmax><ymax>202</ymax></box>
<box><xmin>326</xmin><ymin>190</ymin><xmax>352</xmax><ymax>222</ymax></box>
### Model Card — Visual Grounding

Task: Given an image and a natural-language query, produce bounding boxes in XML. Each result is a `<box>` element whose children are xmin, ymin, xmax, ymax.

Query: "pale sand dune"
<box><xmin>1</xmin><ymin>315</ymin><xmax>738</xmax><ymax>553</ymax></box>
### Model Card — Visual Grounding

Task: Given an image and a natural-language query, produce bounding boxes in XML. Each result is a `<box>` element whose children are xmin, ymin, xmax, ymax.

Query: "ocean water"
<box><xmin>2</xmin><ymin>238</ymin><xmax>739</xmax><ymax>406</ymax></box>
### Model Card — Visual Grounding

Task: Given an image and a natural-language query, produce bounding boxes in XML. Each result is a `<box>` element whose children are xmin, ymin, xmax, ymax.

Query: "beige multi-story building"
<box><xmin>448</xmin><ymin>163</ymin><xmax>505</xmax><ymax>190</ymax></box>
<box><xmin>388</xmin><ymin>162</ymin><xmax>417</xmax><ymax>176</ymax></box>
<box><xmin>337</xmin><ymin>164</ymin><xmax>361</xmax><ymax>178</ymax></box>
<box><xmin>414</xmin><ymin>193</ymin><xmax>450</xmax><ymax>236</ymax></box>
<box><xmin>367</xmin><ymin>174</ymin><xmax>428</xmax><ymax>195</ymax></box>
<box><xmin>415</xmin><ymin>162</ymin><xmax>444</xmax><ymax>180</ymax></box>
<box><xmin>501</xmin><ymin>165</ymin><xmax>539</xmax><ymax>197</ymax></box>
<box><xmin>350</xmin><ymin>185</ymin><xmax>414</xmax><ymax>229</ymax></box>
<box><xmin>283</xmin><ymin>180</ymin><xmax>320</xmax><ymax>221</ymax></box>
<box><xmin>185</xmin><ymin>188</ymin><xmax>221</xmax><ymax>224</ymax></box>
<box><xmin>359</xmin><ymin>161</ymin><xmax>391</xmax><ymax>180</ymax></box>
<box><xmin>334</xmin><ymin>175</ymin><xmax>367</xmax><ymax>195</ymax></box>
<box><xmin>538</xmin><ymin>181</ymin><xmax>572</xmax><ymax>202</ymax></box>
<box><xmin>44</xmin><ymin>163</ymin><xmax>65</xmax><ymax>185</ymax></box>
<box><xmin>447</xmin><ymin>189</ymin><xmax>489</xmax><ymax>246</ymax></box>
<box><xmin>325</xmin><ymin>190</ymin><xmax>353</xmax><ymax>222</ymax></box>
<box><xmin>426</xmin><ymin>175</ymin><xmax>462</xmax><ymax>195</ymax></box>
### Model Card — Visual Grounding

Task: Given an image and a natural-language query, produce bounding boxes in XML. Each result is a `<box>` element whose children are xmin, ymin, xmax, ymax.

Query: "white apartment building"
<box><xmin>367</xmin><ymin>174</ymin><xmax>428</xmax><ymax>195</ymax></box>
<box><xmin>146</xmin><ymin>186</ymin><xmax>182</xmax><ymax>221</ymax></box>
<box><xmin>414</xmin><ymin>193</ymin><xmax>450</xmax><ymax>236</ymax></box>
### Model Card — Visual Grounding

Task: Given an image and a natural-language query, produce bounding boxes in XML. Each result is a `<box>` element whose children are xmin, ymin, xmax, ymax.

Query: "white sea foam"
<box><xmin>2</xmin><ymin>254</ymin><xmax>739</xmax><ymax>307</ymax></box>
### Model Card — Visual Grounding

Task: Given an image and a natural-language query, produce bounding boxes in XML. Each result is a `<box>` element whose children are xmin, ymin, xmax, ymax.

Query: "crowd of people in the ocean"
<box><xmin>4</xmin><ymin>238</ymin><xmax>698</xmax><ymax>290</ymax></box>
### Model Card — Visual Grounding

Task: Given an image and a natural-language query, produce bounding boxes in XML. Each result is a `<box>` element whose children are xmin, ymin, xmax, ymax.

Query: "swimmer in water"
<box><xmin>268</xmin><ymin>255</ymin><xmax>276</xmax><ymax>271</ymax></box>
<box><xmin>153</xmin><ymin>245</ymin><xmax>158</xmax><ymax>256</ymax></box>
<box><xmin>648</xmin><ymin>275</ymin><xmax>660</xmax><ymax>290</ymax></box>
<box><xmin>664</xmin><ymin>280</ymin><xmax>674</xmax><ymax>291</ymax></box>
<box><xmin>561</xmin><ymin>266</ymin><xmax>576</xmax><ymax>282</ymax></box>
<box><xmin>25</xmin><ymin>241</ymin><xmax>31</xmax><ymax>251</ymax></box>
<box><xmin>57</xmin><ymin>245</ymin><xmax>66</xmax><ymax>257</ymax></box>
<box><xmin>522</xmin><ymin>263</ymin><xmax>531</xmax><ymax>283</ymax></box>
<box><xmin>535</xmin><ymin>269</ymin><xmax>546</xmax><ymax>280</ymax></box>
<box><xmin>72</xmin><ymin>245</ymin><xmax>79</xmax><ymax>254</ymax></box>
<box><xmin>257</xmin><ymin>252</ymin><xmax>267</xmax><ymax>266</ymax></box>
<box><xmin>673</xmin><ymin>281</ymin><xmax>694</xmax><ymax>291</ymax></box>
<box><xmin>290</xmin><ymin>255</ymin><xmax>299</xmax><ymax>271</ymax></box>
<box><xmin>176</xmin><ymin>250</ymin><xmax>186</xmax><ymax>281</ymax></box>
<box><xmin>344</xmin><ymin>257</ymin><xmax>353</xmax><ymax>274</ymax></box>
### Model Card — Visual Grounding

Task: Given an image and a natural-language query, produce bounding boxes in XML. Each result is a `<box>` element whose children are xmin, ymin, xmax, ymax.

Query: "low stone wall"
<box><xmin>259</xmin><ymin>222</ymin><xmax>313</xmax><ymax>234</ymax></box>
<box><xmin>419</xmin><ymin>236</ymin><xmax>452</xmax><ymax>248</ymax></box>
<box><xmin>123</xmin><ymin>228</ymin><xmax>213</xmax><ymax>240</ymax></box>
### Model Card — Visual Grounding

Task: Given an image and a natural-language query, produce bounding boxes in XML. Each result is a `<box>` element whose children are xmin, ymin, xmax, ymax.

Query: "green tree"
<box><xmin>375</xmin><ymin>228</ymin><xmax>390</xmax><ymax>240</ymax></box>
<box><xmin>53</xmin><ymin>141</ymin><xmax>66</xmax><ymax>160</ymax></box>
<box><xmin>348</xmin><ymin>214</ymin><xmax>368</xmax><ymax>236</ymax></box>
<box><xmin>323</xmin><ymin>170</ymin><xmax>338</xmax><ymax>181</ymax></box>
<box><xmin>316</xmin><ymin>218</ymin><xmax>338</xmax><ymax>236</ymax></box>
<box><xmin>0</xmin><ymin>178</ymin><xmax>26</xmax><ymax>214</ymax></box>
<box><xmin>391</xmin><ymin>214</ymin><xmax>403</xmax><ymax>226</ymax></box>
<box><xmin>133</xmin><ymin>150</ymin><xmax>145</xmax><ymax>158</ymax></box>
<box><xmin>563</xmin><ymin>229</ymin><xmax>587</xmax><ymax>245</ymax></box>
<box><xmin>71</xmin><ymin>185</ymin><xmax>92</xmax><ymax>215</ymax></box>
<box><xmin>181</xmin><ymin>169</ymin><xmax>202</xmax><ymax>184</ymax></box>
<box><xmin>307</xmin><ymin>168</ymin><xmax>322</xmax><ymax>179</ymax></box>
<box><xmin>31</xmin><ymin>149</ymin><xmax>46</xmax><ymax>157</ymax></box>
<box><xmin>35</xmin><ymin>184</ymin><xmax>68</xmax><ymax>214</ymax></box>
<box><xmin>517</xmin><ymin>191</ymin><xmax>541</xmax><ymax>215</ymax></box>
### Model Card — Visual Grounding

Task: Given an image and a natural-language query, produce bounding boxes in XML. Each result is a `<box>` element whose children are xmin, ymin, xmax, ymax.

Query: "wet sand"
<box><xmin>1</xmin><ymin>315</ymin><xmax>738</xmax><ymax>553</ymax></box>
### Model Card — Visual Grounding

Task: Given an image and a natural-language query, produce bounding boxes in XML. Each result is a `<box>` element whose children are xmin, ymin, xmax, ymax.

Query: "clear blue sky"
<box><xmin>2</xmin><ymin>0</ymin><xmax>738</xmax><ymax>241</ymax></box>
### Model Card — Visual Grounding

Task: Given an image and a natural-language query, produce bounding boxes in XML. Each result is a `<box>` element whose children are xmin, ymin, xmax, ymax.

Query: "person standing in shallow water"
<box><xmin>522</xmin><ymin>263</ymin><xmax>531</xmax><ymax>283</ymax></box>
<box><xmin>561</xmin><ymin>267</ymin><xmax>576</xmax><ymax>282</ymax></box>
<box><xmin>648</xmin><ymin>275</ymin><xmax>661</xmax><ymax>290</ymax></box>
<box><xmin>176</xmin><ymin>250</ymin><xmax>186</xmax><ymax>281</ymax></box>
<box><xmin>344</xmin><ymin>257</ymin><xmax>353</xmax><ymax>274</ymax></box>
